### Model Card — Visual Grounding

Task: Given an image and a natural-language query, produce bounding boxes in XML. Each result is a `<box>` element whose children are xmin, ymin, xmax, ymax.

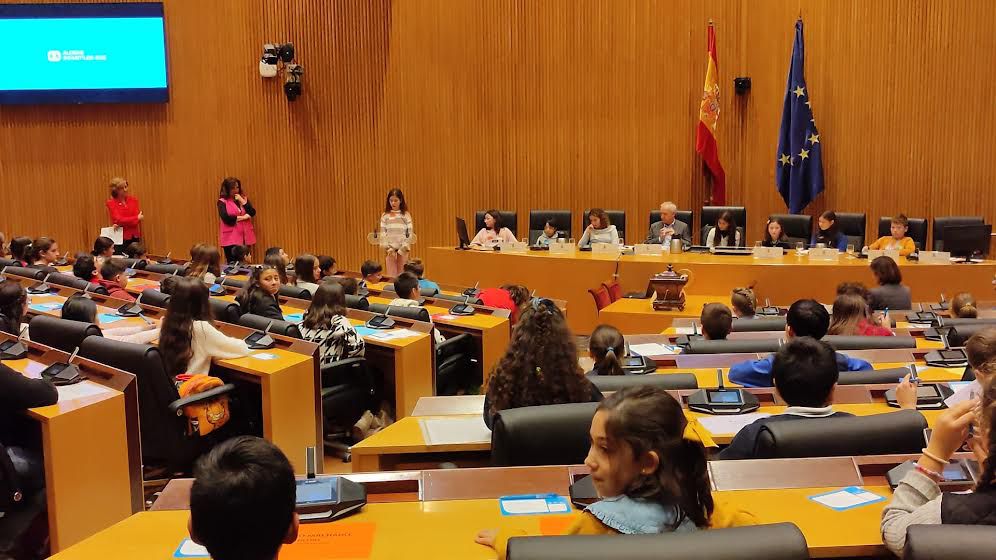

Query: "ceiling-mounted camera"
<box><xmin>284</xmin><ymin>63</ymin><xmax>303</xmax><ymax>101</ymax></box>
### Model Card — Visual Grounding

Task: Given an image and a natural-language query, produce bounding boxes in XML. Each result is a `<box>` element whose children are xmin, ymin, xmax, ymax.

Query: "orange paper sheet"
<box><xmin>538</xmin><ymin>515</ymin><xmax>577</xmax><ymax>535</ymax></box>
<box><xmin>279</xmin><ymin>522</ymin><xmax>376</xmax><ymax>560</ymax></box>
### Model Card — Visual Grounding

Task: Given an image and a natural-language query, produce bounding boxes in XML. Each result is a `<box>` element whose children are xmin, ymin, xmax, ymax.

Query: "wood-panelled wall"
<box><xmin>1</xmin><ymin>0</ymin><xmax>993</xmax><ymax>269</ymax></box>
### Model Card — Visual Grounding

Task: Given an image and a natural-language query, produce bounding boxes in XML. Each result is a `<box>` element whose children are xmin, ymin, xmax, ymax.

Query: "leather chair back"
<box><xmin>838</xmin><ymin>367</ymin><xmax>909</xmax><ymax>385</ymax></box>
<box><xmin>768</xmin><ymin>213</ymin><xmax>813</xmax><ymax>245</ymax></box>
<box><xmin>143</xmin><ymin>263</ymin><xmax>186</xmax><ymax>276</ymax></box>
<box><xmin>2</xmin><ymin>266</ymin><xmax>45</xmax><ymax>281</ymax></box>
<box><xmin>79</xmin><ymin>337</ymin><xmax>193</xmax><ymax>470</ymax></box>
<box><xmin>209</xmin><ymin>299</ymin><xmax>242</xmax><ymax>324</ymax></box>
<box><xmin>507</xmin><ymin>522</ymin><xmax>809</xmax><ymax>560</ymax></box>
<box><xmin>492</xmin><ymin>402</ymin><xmax>598</xmax><ymax>466</ymax></box>
<box><xmin>904</xmin><ymin>525</ymin><xmax>996</xmax><ymax>560</ymax></box>
<box><xmin>279</xmin><ymin>284</ymin><xmax>312</xmax><ymax>300</ymax></box>
<box><xmin>475</xmin><ymin>210</ymin><xmax>518</xmax><ymax>237</ymax></box>
<box><xmin>139</xmin><ymin>289</ymin><xmax>171</xmax><ymax>309</ymax></box>
<box><xmin>436</xmin><ymin>333</ymin><xmax>476</xmax><ymax>395</ymax></box>
<box><xmin>219</xmin><ymin>277</ymin><xmax>246</xmax><ymax>289</ymax></box>
<box><xmin>345</xmin><ymin>294</ymin><xmax>370</xmax><ymax>310</ymax></box>
<box><xmin>684</xmin><ymin>338</ymin><xmax>780</xmax><ymax>354</ymax></box>
<box><xmin>701</xmin><ymin>206</ymin><xmax>747</xmax><ymax>237</ymax></box>
<box><xmin>47</xmin><ymin>273</ymin><xmax>97</xmax><ymax>293</ymax></box>
<box><xmin>948</xmin><ymin>323</ymin><xmax>996</xmax><ymax>347</ymax></box>
<box><xmin>835</xmin><ymin>212</ymin><xmax>867</xmax><ymax>248</ymax></box>
<box><xmin>529</xmin><ymin>210</ymin><xmax>571</xmax><ymax>244</ymax></box>
<box><xmin>28</xmin><ymin>315</ymin><xmax>102</xmax><ymax>353</ymax></box>
<box><xmin>823</xmin><ymin>335</ymin><xmax>916</xmax><ymax>350</ymax></box>
<box><xmin>582</xmin><ymin>209</ymin><xmax>626</xmax><ymax>243</ymax></box>
<box><xmin>432</xmin><ymin>293</ymin><xmax>483</xmax><ymax>305</ymax></box>
<box><xmin>237</xmin><ymin>313</ymin><xmax>302</xmax><ymax>339</ymax></box>
<box><xmin>932</xmin><ymin>216</ymin><xmax>984</xmax><ymax>251</ymax></box>
<box><xmin>0</xmin><ymin>258</ymin><xmax>17</xmax><ymax>268</ymax></box>
<box><xmin>732</xmin><ymin>317</ymin><xmax>787</xmax><ymax>332</ymax></box>
<box><xmin>589</xmin><ymin>374</ymin><xmax>697</xmax><ymax>392</ymax></box>
<box><xmin>369</xmin><ymin>303</ymin><xmax>431</xmax><ymax>323</ymax></box>
<box><xmin>112</xmin><ymin>257</ymin><xmax>147</xmax><ymax>269</ymax></box>
<box><xmin>878</xmin><ymin>216</ymin><xmax>928</xmax><ymax>251</ymax></box>
<box><xmin>754</xmin><ymin>409</ymin><xmax>926</xmax><ymax>458</ymax></box>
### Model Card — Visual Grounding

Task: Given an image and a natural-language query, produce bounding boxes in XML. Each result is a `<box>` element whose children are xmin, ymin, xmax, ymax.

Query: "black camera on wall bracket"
<box><xmin>259</xmin><ymin>42</ymin><xmax>304</xmax><ymax>101</ymax></box>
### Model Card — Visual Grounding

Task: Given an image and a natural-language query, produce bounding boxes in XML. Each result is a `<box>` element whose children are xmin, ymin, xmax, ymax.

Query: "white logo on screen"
<box><xmin>47</xmin><ymin>50</ymin><xmax>62</xmax><ymax>62</ymax></box>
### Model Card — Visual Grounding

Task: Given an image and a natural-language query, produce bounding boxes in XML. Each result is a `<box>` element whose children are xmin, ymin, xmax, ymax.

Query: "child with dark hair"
<box><xmin>403</xmin><ymin>258</ymin><xmax>440</xmax><ymax>293</ymax></box>
<box><xmin>91</xmin><ymin>235</ymin><xmax>115</xmax><ymax>267</ymax></box>
<box><xmin>96</xmin><ymin>260</ymin><xmax>136</xmax><ymax>301</ymax></box>
<box><xmin>700</xmin><ymin>303</ymin><xmax>733</xmax><ymax>340</ymax></box>
<box><xmin>478</xmin><ymin>386</ymin><xmax>722</xmax><ymax>558</ymax></box>
<box><xmin>478</xmin><ymin>284</ymin><xmax>531</xmax><ymax>324</ymax></box>
<box><xmin>0</xmin><ymin>283</ymin><xmax>28</xmax><ymax>336</ymax></box>
<box><xmin>317</xmin><ymin>255</ymin><xmax>337</xmax><ymax>279</ymax></box>
<box><xmin>236</xmin><ymin>266</ymin><xmax>284</xmax><ymax>321</ymax></box>
<box><xmin>359</xmin><ymin>260</ymin><xmax>383</xmax><ymax>289</ymax></box>
<box><xmin>72</xmin><ymin>253</ymin><xmax>98</xmax><ymax>282</ymax></box>
<box><xmin>9</xmin><ymin>236</ymin><xmax>32</xmax><ymax>267</ymax></box>
<box><xmin>123</xmin><ymin>241</ymin><xmax>147</xmax><ymax>261</ymax></box>
<box><xmin>483</xmin><ymin>298</ymin><xmax>602</xmax><ymax>429</ymax></box>
<box><xmin>189</xmin><ymin>436</ymin><xmax>298</xmax><ymax>560</ymax></box>
<box><xmin>28</xmin><ymin>236</ymin><xmax>60</xmax><ymax>273</ymax></box>
<box><xmin>62</xmin><ymin>295</ymin><xmax>158</xmax><ymax>344</ymax></box>
<box><xmin>331</xmin><ymin>276</ymin><xmax>359</xmax><ymax>296</ymax></box>
<box><xmin>389</xmin><ymin>272</ymin><xmax>444</xmax><ymax>343</ymax></box>
<box><xmin>588</xmin><ymin>324</ymin><xmax>626</xmax><ymax>376</ymax></box>
<box><xmin>263</xmin><ymin>252</ymin><xmax>289</xmax><ymax>285</ymax></box>
<box><xmin>827</xmin><ymin>294</ymin><xmax>892</xmax><ymax>336</ymax></box>
<box><xmin>299</xmin><ymin>282</ymin><xmax>364</xmax><ymax>367</ymax></box>
<box><xmin>730</xmin><ymin>287</ymin><xmax>756</xmax><ymax>318</ymax></box>
<box><xmin>292</xmin><ymin>254</ymin><xmax>321</xmax><ymax>295</ymax></box>
<box><xmin>721</xmin><ymin>338</ymin><xmax>864</xmax><ymax>460</ymax></box>
<box><xmin>867</xmin><ymin>214</ymin><xmax>916</xmax><ymax>256</ymax></box>
<box><xmin>188</xmin><ymin>245</ymin><xmax>223</xmax><ymax>284</ymax></box>
<box><xmin>533</xmin><ymin>218</ymin><xmax>559</xmax><ymax>247</ymax></box>
<box><xmin>160</xmin><ymin>277</ymin><xmax>248</xmax><ymax>376</ymax></box>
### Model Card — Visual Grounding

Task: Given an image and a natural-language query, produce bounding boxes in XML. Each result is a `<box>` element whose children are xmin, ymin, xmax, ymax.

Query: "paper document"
<box><xmin>282</xmin><ymin>313</ymin><xmax>304</xmax><ymax>323</ymax></box>
<box><xmin>29</xmin><ymin>302</ymin><xmax>63</xmax><ymax>312</ymax></box>
<box><xmin>672</xmin><ymin>326</ymin><xmax>696</xmax><ymax>334</ymax></box>
<box><xmin>99</xmin><ymin>226</ymin><xmax>124</xmax><ymax>245</ymax></box>
<box><xmin>944</xmin><ymin>380</ymin><xmax>980</xmax><ymax>408</ymax></box>
<box><xmin>97</xmin><ymin>313</ymin><xmax>125</xmax><ymax>324</ymax></box>
<box><xmin>809</xmin><ymin>487</ymin><xmax>885</xmax><ymax>511</ymax></box>
<box><xmin>697</xmin><ymin>412</ymin><xmax>771</xmax><ymax>435</ymax></box>
<box><xmin>629</xmin><ymin>343</ymin><xmax>678</xmax><ymax>356</ymax></box>
<box><xmin>173</xmin><ymin>539</ymin><xmax>210</xmax><ymax>558</ymax></box>
<box><xmin>419</xmin><ymin>417</ymin><xmax>492</xmax><ymax>445</ymax></box>
<box><xmin>498</xmin><ymin>495</ymin><xmax>572</xmax><ymax>515</ymax></box>
<box><xmin>369</xmin><ymin>328</ymin><xmax>420</xmax><ymax>341</ymax></box>
<box><xmin>57</xmin><ymin>381</ymin><xmax>115</xmax><ymax>403</ymax></box>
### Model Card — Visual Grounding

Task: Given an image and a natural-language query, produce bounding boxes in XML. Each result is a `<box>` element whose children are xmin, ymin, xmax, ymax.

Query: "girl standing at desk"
<box><xmin>379</xmin><ymin>188</ymin><xmax>413</xmax><ymax>277</ymax></box>
<box><xmin>105</xmin><ymin>177</ymin><xmax>143</xmax><ymax>251</ymax></box>
<box><xmin>812</xmin><ymin>211</ymin><xmax>848</xmax><ymax>251</ymax></box>
<box><xmin>578</xmin><ymin>209</ymin><xmax>620</xmax><ymax>248</ymax></box>
<box><xmin>470</xmin><ymin>209</ymin><xmax>516</xmax><ymax>249</ymax></box>
<box><xmin>217</xmin><ymin>177</ymin><xmax>257</xmax><ymax>264</ymax></box>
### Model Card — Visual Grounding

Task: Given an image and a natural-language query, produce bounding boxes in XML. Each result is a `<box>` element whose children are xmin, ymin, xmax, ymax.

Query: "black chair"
<box><xmin>684</xmin><ymin>339</ymin><xmax>780</xmax><ymax>354</ymax></box>
<box><xmin>835</xmin><ymin>212</ymin><xmax>867</xmax><ymax>248</ymax></box>
<box><xmin>209</xmin><ymin>299</ymin><xmax>242</xmax><ymax>324</ymax></box>
<box><xmin>138</xmin><ymin>289</ymin><xmax>171</xmax><ymax>309</ymax></box>
<box><xmin>0</xmin><ymin>441</ymin><xmax>48</xmax><ymax>556</ymax></box>
<box><xmin>701</xmin><ymin>206</ymin><xmax>747</xmax><ymax>241</ymax></box>
<box><xmin>904</xmin><ymin>525</ymin><xmax>996</xmax><ymax>560</ymax></box>
<box><xmin>700</xmin><ymin>225</ymin><xmax>747</xmax><ymax>247</ymax></box>
<box><xmin>143</xmin><ymin>263</ymin><xmax>186</xmax><ymax>276</ymax></box>
<box><xmin>218</xmin><ymin>277</ymin><xmax>246</xmax><ymax>289</ymax></box>
<box><xmin>79</xmin><ymin>337</ymin><xmax>237</xmax><ymax>476</ymax></box>
<box><xmin>46</xmin><ymin>272</ymin><xmax>98</xmax><ymax>293</ymax></box>
<box><xmin>491</xmin><ymin>402</ymin><xmax>598</xmax><ymax>466</ymax></box>
<box><xmin>278</xmin><ymin>285</ymin><xmax>312</xmax><ymax>300</ymax></box>
<box><xmin>947</xmin><ymin>323</ymin><xmax>996</xmax><ymax>347</ymax></box>
<box><xmin>507</xmin><ymin>523</ymin><xmax>809</xmax><ymax>560</ymax></box>
<box><xmin>647</xmin><ymin>210</ymin><xmax>694</xmax><ymax>241</ymax></box>
<box><xmin>932</xmin><ymin>216</ymin><xmax>984</xmax><ymax>251</ymax></box>
<box><xmin>732</xmin><ymin>317</ymin><xmax>787</xmax><ymax>332</ymax></box>
<box><xmin>582</xmin><ymin>209</ymin><xmax>626</xmax><ymax>242</ymax></box>
<box><xmin>237</xmin><ymin>314</ymin><xmax>302</xmax><ymax>339</ymax></box>
<box><xmin>838</xmin><ymin>367</ymin><xmax>909</xmax><ymax>385</ymax></box>
<box><xmin>754</xmin><ymin>409</ymin><xmax>926</xmax><ymax>458</ymax></box>
<box><xmin>368</xmin><ymin>303</ymin><xmax>431</xmax><ymax>323</ymax></box>
<box><xmin>528</xmin><ymin>210</ymin><xmax>572</xmax><ymax>245</ymax></box>
<box><xmin>344</xmin><ymin>294</ymin><xmax>370</xmax><ymax>310</ymax></box>
<box><xmin>475</xmin><ymin>210</ymin><xmax>518</xmax><ymax>237</ymax></box>
<box><xmin>27</xmin><ymin>316</ymin><xmax>102</xmax><ymax>353</ymax></box>
<box><xmin>1</xmin><ymin>266</ymin><xmax>44</xmax><ymax>281</ymax></box>
<box><xmin>589</xmin><ymin>374</ymin><xmax>697</xmax><ymax>392</ymax></box>
<box><xmin>435</xmin><ymin>333</ymin><xmax>477</xmax><ymax>395</ymax></box>
<box><xmin>112</xmin><ymin>257</ymin><xmax>147</xmax><ymax>269</ymax></box>
<box><xmin>768</xmin><ymin>213</ymin><xmax>813</xmax><ymax>245</ymax></box>
<box><xmin>823</xmin><ymin>335</ymin><xmax>916</xmax><ymax>350</ymax></box>
<box><xmin>433</xmin><ymin>293</ymin><xmax>483</xmax><ymax>305</ymax></box>
<box><xmin>878</xmin><ymin>216</ymin><xmax>928</xmax><ymax>251</ymax></box>
<box><xmin>419</xmin><ymin>286</ymin><xmax>439</xmax><ymax>297</ymax></box>
<box><xmin>321</xmin><ymin>357</ymin><xmax>376</xmax><ymax>462</ymax></box>
<box><xmin>0</xmin><ymin>258</ymin><xmax>17</xmax><ymax>268</ymax></box>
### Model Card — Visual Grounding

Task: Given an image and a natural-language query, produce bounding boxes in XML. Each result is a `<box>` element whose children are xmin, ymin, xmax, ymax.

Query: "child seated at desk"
<box><xmin>160</xmin><ymin>277</ymin><xmax>249</xmax><ymax>377</ymax></box>
<box><xmin>189</xmin><ymin>436</ymin><xmax>299</xmax><ymax>560</ymax></box>
<box><xmin>720</xmin><ymin>338</ymin><xmax>861</xmax><ymax>460</ymax></box>
<box><xmin>264</xmin><ymin>247</ymin><xmax>290</xmax><ymax>285</ymax></box>
<box><xmin>866</xmin><ymin>213</ymin><xmax>916</xmax><ymax>256</ymax></box>
<box><xmin>404</xmin><ymin>258</ymin><xmax>440</xmax><ymax>294</ymax></box>
<box><xmin>292</xmin><ymin>254</ymin><xmax>321</xmax><ymax>295</ymax></box>
<box><xmin>299</xmin><ymin>282</ymin><xmax>364</xmax><ymax>367</ymax></box>
<box><xmin>470</xmin><ymin>209</ymin><xmax>516</xmax><ymax>249</ymax></box>
<box><xmin>188</xmin><ymin>244</ymin><xmax>223</xmax><ymax>285</ymax></box>
<box><xmin>478</xmin><ymin>386</ymin><xmax>754</xmax><ymax>559</ymax></box>
<box><xmin>533</xmin><ymin>218</ymin><xmax>559</xmax><ymax>247</ymax></box>
<box><xmin>388</xmin><ymin>272</ymin><xmax>444</xmax><ymax>344</ymax></box>
<box><xmin>0</xmin><ymin>283</ymin><xmax>27</xmax><ymax>337</ymax></box>
<box><xmin>952</xmin><ymin>292</ymin><xmax>978</xmax><ymax>319</ymax></box>
<box><xmin>91</xmin><ymin>235</ymin><xmax>115</xmax><ymax>268</ymax></box>
<box><xmin>359</xmin><ymin>260</ymin><xmax>383</xmax><ymax>289</ymax></box>
<box><xmin>123</xmin><ymin>241</ymin><xmax>147</xmax><ymax>262</ymax></box>
<box><xmin>236</xmin><ymin>265</ymin><xmax>284</xmax><ymax>321</ymax></box>
<box><xmin>477</xmin><ymin>284</ymin><xmax>530</xmax><ymax>324</ymax></box>
<box><xmin>483</xmin><ymin>297</ymin><xmax>602</xmax><ymax>429</ymax></box>
<box><xmin>728</xmin><ymin>299</ymin><xmax>872</xmax><ymax>387</ymax></box>
<box><xmin>61</xmin><ymin>295</ymin><xmax>159</xmax><ymax>344</ymax></box>
<box><xmin>587</xmin><ymin>324</ymin><xmax>627</xmax><ymax>376</ymax></box>
<box><xmin>96</xmin><ymin>260</ymin><xmax>136</xmax><ymax>302</ymax></box>
<box><xmin>731</xmin><ymin>287</ymin><xmax>756</xmax><ymax>318</ymax></box>
<box><xmin>72</xmin><ymin>253</ymin><xmax>98</xmax><ymax>283</ymax></box>
<box><xmin>332</xmin><ymin>276</ymin><xmax>359</xmax><ymax>296</ymax></box>
<box><xmin>27</xmin><ymin>236</ymin><xmax>60</xmax><ymax>273</ymax></box>
<box><xmin>317</xmin><ymin>255</ymin><xmax>337</xmax><ymax>279</ymax></box>
<box><xmin>700</xmin><ymin>303</ymin><xmax>733</xmax><ymax>341</ymax></box>
<box><xmin>9</xmin><ymin>236</ymin><xmax>31</xmax><ymax>267</ymax></box>
<box><xmin>827</xmin><ymin>294</ymin><xmax>892</xmax><ymax>336</ymax></box>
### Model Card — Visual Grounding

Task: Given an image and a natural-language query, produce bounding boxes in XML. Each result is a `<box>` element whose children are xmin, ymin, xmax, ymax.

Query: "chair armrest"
<box><xmin>168</xmin><ymin>384</ymin><xmax>237</xmax><ymax>415</ymax></box>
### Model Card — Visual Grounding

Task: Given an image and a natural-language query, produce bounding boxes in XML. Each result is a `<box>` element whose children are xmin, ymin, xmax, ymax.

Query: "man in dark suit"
<box><xmin>646</xmin><ymin>201</ymin><xmax>692</xmax><ymax>247</ymax></box>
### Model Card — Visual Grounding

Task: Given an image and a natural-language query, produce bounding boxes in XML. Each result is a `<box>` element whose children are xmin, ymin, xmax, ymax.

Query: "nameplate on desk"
<box><xmin>591</xmin><ymin>242</ymin><xmax>621</xmax><ymax>256</ymax></box>
<box><xmin>752</xmin><ymin>246</ymin><xmax>782</xmax><ymax>259</ymax></box>
<box><xmin>548</xmin><ymin>242</ymin><xmax>576</xmax><ymax>254</ymax></box>
<box><xmin>808</xmin><ymin>248</ymin><xmax>840</xmax><ymax>261</ymax></box>
<box><xmin>919</xmin><ymin>251</ymin><xmax>951</xmax><ymax>265</ymax></box>
<box><xmin>499</xmin><ymin>242</ymin><xmax>529</xmax><ymax>254</ymax></box>
<box><xmin>867</xmin><ymin>249</ymin><xmax>899</xmax><ymax>262</ymax></box>
<box><xmin>633</xmin><ymin>244</ymin><xmax>664</xmax><ymax>256</ymax></box>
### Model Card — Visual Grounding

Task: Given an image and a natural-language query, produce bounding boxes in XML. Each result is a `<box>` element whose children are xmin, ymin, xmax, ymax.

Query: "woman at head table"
<box><xmin>470</xmin><ymin>209</ymin><xmax>517</xmax><ymax>249</ymax></box>
<box><xmin>577</xmin><ymin>209</ymin><xmax>620</xmax><ymax>248</ymax></box>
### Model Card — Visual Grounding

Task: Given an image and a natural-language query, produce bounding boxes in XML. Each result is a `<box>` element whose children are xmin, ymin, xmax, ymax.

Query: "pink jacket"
<box><xmin>218</xmin><ymin>197</ymin><xmax>257</xmax><ymax>247</ymax></box>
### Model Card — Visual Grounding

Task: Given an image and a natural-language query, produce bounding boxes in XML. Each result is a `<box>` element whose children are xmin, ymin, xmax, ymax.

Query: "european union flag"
<box><xmin>776</xmin><ymin>19</ymin><xmax>823</xmax><ymax>214</ymax></box>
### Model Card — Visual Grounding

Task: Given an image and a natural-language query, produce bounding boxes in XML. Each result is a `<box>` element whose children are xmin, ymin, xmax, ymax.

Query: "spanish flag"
<box><xmin>695</xmin><ymin>22</ymin><xmax>726</xmax><ymax>205</ymax></box>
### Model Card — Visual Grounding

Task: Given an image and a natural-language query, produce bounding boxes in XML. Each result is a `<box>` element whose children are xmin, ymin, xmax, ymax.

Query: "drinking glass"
<box><xmin>795</xmin><ymin>242</ymin><xmax>804</xmax><ymax>256</ymax></box>
<box><xmin>847</xmin><ymin>244</ymin><xmax>855</xmax><ymax>257</ymax></box>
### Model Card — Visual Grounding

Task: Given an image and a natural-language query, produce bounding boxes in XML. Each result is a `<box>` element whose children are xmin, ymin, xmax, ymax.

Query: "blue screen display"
<box><xmin>0</xmin><ymin>3</ymin><xmax>168</xmax><ymax>104</ymax></box>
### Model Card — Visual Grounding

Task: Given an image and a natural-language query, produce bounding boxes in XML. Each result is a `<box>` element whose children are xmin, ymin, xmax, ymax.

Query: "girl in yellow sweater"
<box><xmin>866</xmin><ymin>214</ymin><xmax>916</xmax><ymax>256</ymax></box>
<box><xmin>476</xmin><ymin>386</ymin><xmax>739</xmax><ymax>559</ymax></box>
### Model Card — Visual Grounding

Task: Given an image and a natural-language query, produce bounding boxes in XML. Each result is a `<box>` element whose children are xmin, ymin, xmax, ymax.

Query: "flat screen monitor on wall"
<box><xmin>0</xmin><ymin>2</ymin><xmax>168</xmax><ymax>105</ymax></box>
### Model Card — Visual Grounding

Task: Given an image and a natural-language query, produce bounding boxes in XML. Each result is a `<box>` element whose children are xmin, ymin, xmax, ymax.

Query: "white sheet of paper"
<box><xmin>419</xmin><ymin>417</ymin><xmax>492</xmax><ymax>445</ymax></box>
<box><xmin>99</xmin><ymin>226</ymin><xmax>124</xmax><ymax>245</ymax></box>
<box><xmin>252</xmin><ymin>352</ymin><xmax>279</xmax><ymax>361</ymax></box>
<box><xmin>697</xmin><ymin>412</ymin><xmax>771</xmax><ymax>435</ymax></box>
<box><xmin>811</xmin><ymin>488</ymin><xmax>881</xmax><ymax>509</ymax></box>
<box><xmin>176</xmin><ymin>538</ymin><xmax>210</xmax><ymax>557</ymax></box>
<box><xmin>370</xmin><ymin>328</ymin><xmax>420</xmax><ymax>341</ymax></box>
<box><xmin>57</xmin><ymin>381</ymin><xmax>115</xmax><ymax>403</ymax></box>
<box><xmin>944</xmin><ymin>380</ymin><xmax>981</xmax><ymax>408</ymax></box>
<box><xmin>672</xmin><ymin>326</ymin><xmax>696</xmax><ymax>334</ymax></box>
<box><xmin>629</xmin><ymin>343</ymin><xmax>677</xmax><ymax>356</ymax></box>
<box><xmin>500</xmin><ymin>498</ymin><xmax>549</xmax><ymax>514</ymax></box>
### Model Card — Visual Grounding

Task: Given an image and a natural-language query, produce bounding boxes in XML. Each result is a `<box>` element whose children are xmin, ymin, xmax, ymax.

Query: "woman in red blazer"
<box><xmin>105</xmin><ymin>177</ymin><xmax>144</xmax><ymax>251</ymax></box>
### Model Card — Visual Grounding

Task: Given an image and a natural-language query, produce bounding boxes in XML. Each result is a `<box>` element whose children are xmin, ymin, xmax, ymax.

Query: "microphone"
<box><xmin>28</xmin><ymin>274</ymin><xmax>52</xmax><ymax>294</ymax></box>
<box><xmin>366</xmin><ymin>305</ymin><xmax>396</xmax><ymax>329</ymax></box>
<box><xmin>210</xmin><ymin>275</ymin><xmax>227</xmax><ymax>295</ymax></box>
<box><xmin>255</xmin><ymin>320</ymin><xmax>275</xmax><ymax>348</ymax></box>
<box><xmin>450</xmin><ymin>293</ymin><xmax>475</xmax><ymax>316</ymax></box>
<box><xmin>160</xmin><ymin>252</ymin><xmax>172</xmax><ymax>265</ymax></box>
<box><xmin>0</xmin><ymin>325</ymin><xmax>29</xmax><ymax>360</ymax></box>
<box><xmin>0</xmin><ymin>265</ymin><xmax>7</xmax><ymax>283</ymax></box>
<box><xmin>81</xmin><ymin>283</ymin><xmax>93</xmax><ymax>299</ymax></box>
<box><xmin>462</xmin><ymin>281</ymin><xmax>480</xmax><ymax>297</ymax></box>
<box><xmin>43</xmin><ymin>345</ymin><xmax>83</xmax><ymax>385</ymax></box>
<box><xmin>118</xmin><ymin>292</ymin><xmax>144</xmax><ymax>317</ymax></box>
<box><xmin>717</xmin><ymin>368</ymin><xmax>725</xmax><ymax>390</ymax></box>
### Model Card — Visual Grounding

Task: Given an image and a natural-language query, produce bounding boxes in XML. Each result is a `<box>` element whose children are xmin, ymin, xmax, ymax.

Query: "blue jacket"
<box><xmin>718</xmin><ymin>411</ymin><xmax>855</xmax><ymax>460</ymax></box>
<box><xmin>728</xmin><ymin>353</ymin><xmax>872</xmax><ymax>388</ymax></box>
<box><xmin>811</xmin><ymin>231</ymin><xmax>849</xmax><ymax>251</ymax></box>
<box><xmin>418</xmin><ymin>278</ymin><xmax>440</xmax><ymax>293</ymax></box>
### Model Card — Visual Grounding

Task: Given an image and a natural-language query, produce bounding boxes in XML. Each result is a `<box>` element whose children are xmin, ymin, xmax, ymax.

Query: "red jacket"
<box><xmin>96</xmin><ymin>279</ymin><xmax>135</xmax><ymax>302</ymax></box>
<box><xmin>478</xmin><ymin>288</ymin><xmax>521</xmax><ymax>324</ymax></box>
<box><xmin>105</xmin><ymin>195</ymin><xmax>142</xmax><ymax>241</ymax></box>
<box><xmin>856</xmin><ymin>319</ymin><xmax>893</xmax><ymax>337</ymax></box>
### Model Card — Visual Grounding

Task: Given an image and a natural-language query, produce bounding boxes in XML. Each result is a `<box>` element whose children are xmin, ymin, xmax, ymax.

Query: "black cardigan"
<box><xmin>0</xmin><ymin>363</ymin><xmax>58</xmax><ymax>447</ymax></box>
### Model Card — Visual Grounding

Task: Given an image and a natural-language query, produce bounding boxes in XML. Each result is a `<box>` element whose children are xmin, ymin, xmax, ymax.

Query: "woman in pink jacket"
<box><xmin>217</xmin><ymin>177</ymin><xmax>257</xmax><ymax>262</ymax></box>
